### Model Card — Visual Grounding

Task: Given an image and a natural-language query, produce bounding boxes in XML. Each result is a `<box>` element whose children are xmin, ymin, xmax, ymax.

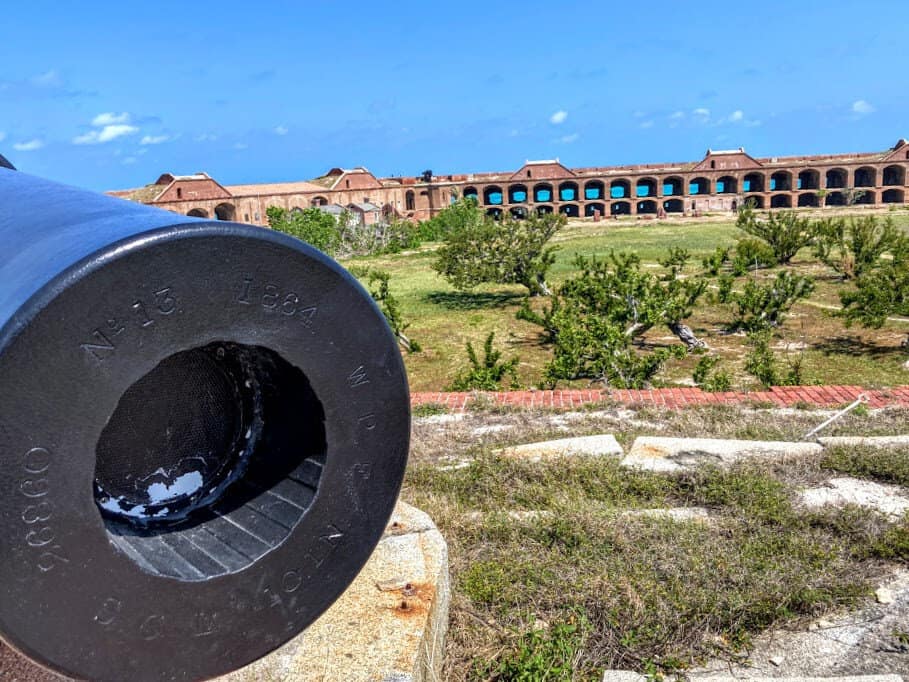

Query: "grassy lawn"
<box><xmin>343</xmin><ymin>208</ymin><xmax>909</xmax><ymax>392</ymax></box>
<box><xmin>403</xmin><ymin>404</ymin><xmax>909</xmax><ymax>680</ymax></box>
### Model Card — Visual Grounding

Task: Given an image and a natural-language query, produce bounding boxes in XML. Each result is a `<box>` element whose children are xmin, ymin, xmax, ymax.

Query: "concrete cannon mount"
<box><xmin>0</xmin><ymin>501</ymin><xmax>449</xmax><ymax>682</ymax></box>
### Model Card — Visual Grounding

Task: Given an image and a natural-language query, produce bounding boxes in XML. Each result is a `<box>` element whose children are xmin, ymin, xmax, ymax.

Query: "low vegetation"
<box><xmin>403</xmin><ymin>403</ymin><xmax>909</xmax><ymax>680</ymax></box>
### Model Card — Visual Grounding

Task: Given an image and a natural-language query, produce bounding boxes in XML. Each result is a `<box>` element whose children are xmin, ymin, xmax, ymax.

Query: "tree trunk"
<box><xmin>667</xmin><ymin>322</ymin><xmax>707</xmax><ymax>350</ymax></box>
<box><xmin>527</xmin><ymin>273</ymin><xmax>552</xmax><ymax>297</ymax></box>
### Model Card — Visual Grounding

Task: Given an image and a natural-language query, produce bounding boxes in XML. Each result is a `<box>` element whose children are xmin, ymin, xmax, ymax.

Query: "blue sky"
<box><xmin>1</xmin><ymin>1</ymin><xmax>906</xmax><ymax>191</ymax></box>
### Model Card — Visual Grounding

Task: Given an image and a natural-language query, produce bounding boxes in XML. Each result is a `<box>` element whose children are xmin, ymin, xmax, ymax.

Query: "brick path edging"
<box><xmin>411</xmin><ymin>385</ymin><xmax>909</xmax><ymax>411</ymax></box>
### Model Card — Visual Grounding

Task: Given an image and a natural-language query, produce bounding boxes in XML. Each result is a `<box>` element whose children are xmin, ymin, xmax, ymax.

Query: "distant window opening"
<box><xmin>176</xmin><ymin>188</ymin><xmax>182</xmax><ymax>199</ymax></box>
<box><xmin>710</xmin><ymin>160</ymin><xmax>715</xmax><ymax>169</ymax></box>
<box><xmin>405</xmin><ymin>191</ymin><xmax>415</xmax><ymax>211</ymax></box>
<box><xmin>527</xmin><ymin>170</ymin><xmax>531</xmax><ymax>178</ymax></box>
<box><xmin>345</xmin><ymin>179</ymin><xmax>350</xmax><ymax>188</ymax></box>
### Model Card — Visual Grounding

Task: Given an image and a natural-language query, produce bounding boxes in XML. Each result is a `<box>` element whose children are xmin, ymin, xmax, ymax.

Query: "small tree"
<box><xmin>448</xmin><ymin>332</ymin><xmax>519</xmax><ymax>391</ymax></box>
<box><xmin>730</xmin><ymin>271</ymin><xmax>815</xmax><ymax>332</ymax></box>
<box><xmin>349</xmin><ymin>267</ymin><xmax>421</xmax><ymax>353</ymax></box>
<box><xmin>839</xmin><ymin>241</ymin><xmax>909</xmax><ymax>349</ymax></box>
<box><xmin>267</xmin><ymin>206</ymin><xmax>340</xmax><ymax>255</ymax></box>
<box><xmin>735</xmin><ymin>204</ymin><xmax>814</xmax><ymax>264</ymax></box>
<box><xmin>433</xmin><ymin>205</ymin><xmax>565</xmax><ymax>296</ymax></box>
<box><xmin>812</xmin><ymin>215</ymin><xmax>905</xmax><ymax>279</ymax></box>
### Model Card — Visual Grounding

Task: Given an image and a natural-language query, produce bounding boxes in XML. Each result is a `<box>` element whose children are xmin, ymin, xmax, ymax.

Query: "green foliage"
<box><xmin>744</xmin><ymin>330</ymin><xmax>806</xmax><ymax>388</ymax></box>
<box><xmin>417</xmin><ymin>197</ymin><xmax>482</xmax><ymax>243</ymax></box>
<box><xmin>731</xmin><ymin>271</ymin><xmax>815</xmax><ymax>332</ymax></box>
<box><xmin>519</xmin><ymin>252</ymin><xmax>698</xmax><ymax>387</ymax></box>
<box><xmin>812</xmin><ymin>215</ymin><xmax>906</xmax><ymax>279</ymax></box>
<box><xmin>736</xmin><ymin>205</ymin><xmax>814</xmax><ymax>264</ymax></box>
<box><xmin>449</xmin><ymin>332</ymin><xmax>519</xmax><ymax>391</ymax></box>
<box><xmin>839</xmin><ymin>239</ymin><xmax>909</xmax><ymax>344</ymax></box>
<box><xmin>692</xmin><ymin>354</ymin><xmax>733</xmax><ymax>392</ymax></box>
<box><xmin>716</xmin><ymin>273</ymin><xmax>735</xmax><ymax>303</ymax></box>
<box><xmin>267</xmin><ymin>206</ymin><xmax>340</xmax><ymax>255</ymax></box>
<box><xmin>433</xmin><ymin>202</ymin><xmax>565</xmax><ymax>296</ymax></box>
<box><xmin>351</xmin><ymin>267</ymin><xmax>421</xmax><ymax>352</ymax></box>
<box><xmin>732</xmin><ymin>237</ymin><xmax>778</xmax><ymax>275</ymax></box>
<box><xmin>480</xmin><ymin>619</ymin><xmax>589</xmax><ymax>681</ymax></box>
<box><xmin>702</xmin><ymin>246</ymin><xmax>730</xmax><ymax>276</ymax></box>
<box><xmin>659</xmin><ymin>246</ymin><xmax>690</xmax><ymax>278</ymax></box>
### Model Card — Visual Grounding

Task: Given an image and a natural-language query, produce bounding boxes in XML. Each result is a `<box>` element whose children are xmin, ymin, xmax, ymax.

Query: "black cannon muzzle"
<box><xmin>0</xmin><ymin>162</ymin><xmax>410</xmax><ymax>681</ymax></box>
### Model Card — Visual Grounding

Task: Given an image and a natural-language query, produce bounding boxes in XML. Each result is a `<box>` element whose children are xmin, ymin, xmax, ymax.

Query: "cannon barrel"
<box><xmin>0</xmin><ymin>162</ymin><xmax>410</xmax><ymax>681</ymax></box>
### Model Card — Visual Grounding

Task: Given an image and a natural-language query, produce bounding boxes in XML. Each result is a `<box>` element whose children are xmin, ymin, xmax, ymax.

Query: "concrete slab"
<box><xmin>622</xmin><ymin>437</ymin><xmax>822</xmax><ymax>472</ymax></box>
<box><xmin>688</xmin><ymin>569</ymin><xmax>909</xmax><ymax>680</ymax></box>
<box><xmin>497</xmin><ymin>434</ymin><xmax>623</xmax><ymax>462</ymax></box>
<box><xmin>818</xmin><ymin>435</ymin><xmax>909</xmax><ymax>448</ymax></box>
<box><xmin>801</xmin><ymin>477</ymin><xmax>909</xmax><ymax>519</ymax></box>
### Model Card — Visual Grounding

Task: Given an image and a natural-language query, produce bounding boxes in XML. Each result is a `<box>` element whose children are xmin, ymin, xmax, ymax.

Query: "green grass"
<box><xmin>343</xmin><ymin>210</ymin><xmax>909</xmax><ymax>391</ymax></box>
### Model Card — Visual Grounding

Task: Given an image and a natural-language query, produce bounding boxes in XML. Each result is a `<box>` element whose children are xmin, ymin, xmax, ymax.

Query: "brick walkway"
<box><xmin>411</xmin><ymin>385</ymin><xmax>909</xmax><ymax>411</ymax></box>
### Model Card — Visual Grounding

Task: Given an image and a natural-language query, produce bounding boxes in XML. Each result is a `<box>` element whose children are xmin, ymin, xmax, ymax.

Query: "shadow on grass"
<box><xmin>425</xmin><ymin>290</ymin><xmax>525</xmax><ymax>310</ymax></box>
<box><xmin>814</xmin><ymin>335</ymin><xmax>901</xmax><ymax>358</ymax></box>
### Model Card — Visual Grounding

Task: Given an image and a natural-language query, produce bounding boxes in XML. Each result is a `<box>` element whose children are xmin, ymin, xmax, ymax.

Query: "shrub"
<box><xmin>736</xmin><ymin>205</ymin><xmax>814</xmax><ymax>264</ymax></box>
<box><xmin>731</xmin><ymin>271</ymin><xmax>815</xmax><ymax>332</ymax></box>
<box><xmin>732</xmin><ymin>237</ymin><xmax>778</xmax><ymax>275</ymax></box>
<box><xmin>812</xmin><ymin>215</ymin><xmax>905</xmax><ymax>279</ymax></box>
<box><xmin>449</xmin><ymin>332</ymin><xmax>519</xmax><ymax>391</ymax></box>
<box><xmin>267</xmin><ymin>206</ymin><xmax>341</xmax><ymax>255</ymax></box>
<box><xmin>692</xmin><ymin>355</ymin><xmax>733</xmax><ymax>392</ymax></box>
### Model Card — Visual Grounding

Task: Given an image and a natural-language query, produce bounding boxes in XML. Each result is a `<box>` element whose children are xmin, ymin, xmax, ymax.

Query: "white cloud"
<box><xmin>693</xmin><ymin>107</ymin><xmax>710</xmax><ymax>118</ymax></box>
<box><xmin>13</xmin><ymin>139</ymin><xmax>45</xmax><ymax>151</ymax></box>
<box><xmin>729</xmin><ymin>110</ymin><xmax>744</xmax><ymax>122</ymax></box>
<box><xmin>194</xmin><ymin>133</ymin><xmax>218</xmax><ymax>142</ymax></box>
<box><xmin>557</xmin><ymin>133</ymin><xmax>579</xmax><ymax>144</ymax></box>
<box><xmin>669</xmin><ymin>111</ymin><xmax>685</xmax><ymax>120</ymax></box>
<box><xmin>639</xmin><ymin>120</ymin><xmax>654</xmax><ymax>129</ymax></box>
<box><xmin>273</xmin><ymin>125</ymin><xmax>288</xmax><ymax>136</ymax></box>
<box><xmin>550</xmin><ymin>110</ymin><xmax>568</xmax><ymax>125</ymax></box>
<box><xmin>92</xmin><ymin>112</ymin><xmax>131</xmax><ymax>126</ymax></box>
<box><xmin>852</xmin><ymin>99</ymin><xmax>875</xmax><ymax>115</ymax></box>
<box><xmin>140</xmin><ymin>134</ymin><xmax>170</xmax><ymax>145</ymax></box>
<box><xmin>73</xmin><ymin>124</ymin><xmax>139</xmax><ymax>145</ymax></box>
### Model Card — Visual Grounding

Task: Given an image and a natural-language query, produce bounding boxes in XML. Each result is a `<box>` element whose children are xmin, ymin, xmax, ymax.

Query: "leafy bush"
<box><xmin>449</xmin><ymin>332</ymin><xmax>519</xmax><ymax>391</ymax></box>
<box><xmin>267</xmin><ymin>206</ymin><xmax>341</xmax><ymax>255</ymax></box>
<box><xmin>434</xmin><ymin>204</ymin><xmax>565</xmax><ymax>296</ymax></box>
<box><xmin>692</xmin><ymin>354</ymin><xmax>733</xmax><ymax>392</ymax></box>
<box><xmin>350</xmin><ymin>267</ymin><xmax>421</xmax><ymax>352</ymax></box>
<box><xmin>731</xmin><ymin>271</ymin><xmax>815</xmax><ymax>332</ymax></box>
<box><xmin>736</xmin><ymin>205</ymin><xmax>814</xmax><ymax>264</ymax></box>
<box><xmin>812</xmin><ymin>215</ymin><xmax>905</xmax><ymax>279</ymax></box>
<box><xmin>702</xmin><ymin>246</ymin><xmax>730</xmax><ymax>276</ymax></box>
<box><xmin>732</xmin><ymin>237</ymin><xmax>778</xmax><ymax>275</ymax></box>
<box><xmin>744</xmin><ymin>329</ymin><xmax>806</xmax><ymax>388</ymax></box>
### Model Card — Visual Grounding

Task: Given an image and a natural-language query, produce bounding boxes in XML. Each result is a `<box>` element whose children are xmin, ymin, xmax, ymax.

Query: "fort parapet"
<box><xmin>109</xmin><ymin>139</ymin><xmax>909</xmax><ymax>224</ymax></box>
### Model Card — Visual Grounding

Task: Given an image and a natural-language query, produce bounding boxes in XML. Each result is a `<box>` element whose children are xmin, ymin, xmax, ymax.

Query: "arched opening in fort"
<box><xmin>509</xmin><ymin>184</ymin><xmax>528</xmax><ymax>203</ymax></box>
<box><xmin>689</xmin><ymin>177</ymin><xmax>709</xmax><ymax>195</ymax></box>
<box><xmin>798</xmin><ymin>169</ymin><xmax>820</xmax><ymax>190</ymax></box>
<box><xmin>770</xmin><ymin>194</ymin><xmax>791</xmax><ymax>209</ymax></box>
<box><xmin>883</xmin><ymin>189</ymin><xmax>905</xmax><ymax>204</ymax></box>
<box><xmin>187</xmin><ymin>208</ymin><xmax>208</xmax><ymax>218</ymax></box>
<box><xmin>611</xmin><ymin>201</ymin><xmax>631</xmax><ymax>216</ymax></box>
<box><xmin>716</xmin><ymin>176</ymin><xmax>737</xmax><ymax>194</ymax></box>
<box><xmin>585</xmin><ymin>202</ymin><xmax>606</xmax><ymax>217</ymax></box>
<box><xmin>311</xmin><ymin>196</ymin><xmax>328</xmax><ymax>207</ymax></box>
<box><xmin>536</xmin><ymin>204</ymin><xmax>553</xmax><ymax>215</ymax></box>
<box><xmin>463</xmin><ymin>186</ymin><xmax>478</xmax><ymax>201</ymax></box>
<box><xmin>825</xmin><ymin>192</ymin><xmax>845</xmax><ymax>206</ymax></box>
<box><xmin>534</xmin><ymin>183</ymin><xmax>553</xmax><ymax>202</ymax></box>
<box><xmin>743</xmin><ymin>173</ymin><xmax>764</xmax><ymax>193</ymax></box>
<box><xmin>662</xmin><ymin>176</ymin><xmax>683</xmax><ymax>196</ymax></box>
<box><xmin>636</xmin><ymin>177</ymin><xmax>657</xmax><ymax>197</ymax></box>
<box><xmin>584</xmin><ymin>181</ymin><xmax>604</xmax><ymax>200</ymax></box>
<box><xmin>510</xmin><ymin>206</ymin><xmax>528</xmax><ymax>219</ymax></box>
<box><xmin>797</xmin><ymin>193</ymin><xmax>819</xmax><ymax>207</ymax></box>
<box><xmin>825</xmin><ymin>169</ymin><xmax>847</xmax><ymax>189</ymax></box>
<box><xmin>854</xmin><ymin>190</ymin><xmax>875</xmax><ymax>205</ymax></box>
<box><xmin>663</xmin><ymin>199</ymin><xmax>684</xmax><ymax>213</ymax></box>
<box><xmin>637</xmin><ymin>200</ymin><xmax>657</xmax><ymax>214</ymax></box>
<box><xmin>610</xmin><ymin>179</ymin><xmax>630</xmax><ymax>199</ymax></box>
<box><xmin>559</xmin><ymin>204</ymin><xmax>580</xmax><ymax>218</ymax></box>
<box><xmin>486</xmin><ymin>207</ymin><xmax>503</xmax><ymax>219</ymax></box>
<box><xmin>770</xmin><ymin>171</ymin><xmax>792</xmax><ymax>191</ymax></box>
<box><xmin>214</xmin><ymin>203</ymin><xmax>236</xmax><ymax>221</ymax></box>
<box><xmin>559</xmin><ymin>181</ymin><xmax>579</xmax><ymax>202</ymax></box>
<box><xmin>744</xmin><ymin>196</ymin><xmax>765</xmax><ymax>209</ymax></box>
<box><xmin>484</xmin><ymin>186</ymin><xmax>504</xmax><ymax>205</ymax></box>
<box><xmin>854</xmin><ymin>167</ymin><xmax>876</xmax><ymax>188</ymax></box>
<box><xmin>405</xmin><ymin>191</ymin><xmax>415</xmax><ymax>211</ymax></box>
<box><xmin>883</xmin><ymin>165</ymin><xmax>905</xmax><ymax>186</ymax></box>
